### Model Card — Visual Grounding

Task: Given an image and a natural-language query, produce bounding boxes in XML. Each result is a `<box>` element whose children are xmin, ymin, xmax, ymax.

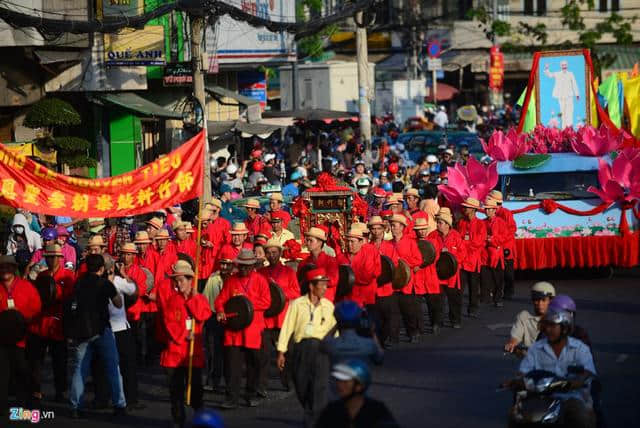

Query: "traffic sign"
<box><xmin>427</xmin><ymin>58</ymin><xmax>442</xmax><ymax>71</ymax></box>
<box><xmin>427</xmin><ymin>41</ymin><xmax>441</xmax><ymax>58</ymax></box>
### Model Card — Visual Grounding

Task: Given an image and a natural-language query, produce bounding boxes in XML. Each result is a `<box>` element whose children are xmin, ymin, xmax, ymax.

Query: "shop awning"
<box><xmin>96</xmin><ymin>93</ymin><xmax>183</xmax><ymax>119</ymax></box>
<box><xmin>425</xmin><ymin>83</ymin><xmax>459</xmax><ymax>101</ymax></box>
<box><xmin>440</xmin><ymin>50</ymin><xmax>488</xmax><ymax>73</ymax></box>
<box><xmin>205</xmin><ymin>86</ymin><xmax>261</xmax><ymax>122</ymax></box>
<box><xmin>34</xmin><ymin>50</ymin><xmax>84</xmax><ymax>65</ymax></box>
<box><xmin>262</xmin><ymin>109</ymin><xmax>357</xmax><ymax>122</ymax></box>
<box><xmin>208</xmin><ymin>120</ymin><xmax>284</xmax><ymax>138</ymax></box>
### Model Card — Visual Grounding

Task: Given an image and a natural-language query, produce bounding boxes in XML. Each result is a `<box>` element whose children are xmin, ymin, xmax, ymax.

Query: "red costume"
<box><xmin>393</xmin><ymin>235</ymin><xmax>424</xmax><ymax>295</ymax></box>
<box><xmin>297</xmin><ymin>252</ymin><xmax>339</xmax><ymax>302</ymax></box>
<box><xmin>214</xmin><ymin>242</ymin><xmax>253</xmax><ymax>272</ymax></box>
<box><xmin>258</xmin><ymin>263</ymin><xmax>300</xmax><ymax>328</ymax></box>
<box><xmin>0</xmin><ymin>277</ymin><xmax>41</xmax><ymax>348</ymax></box>
<box><xmin>457</xmin><ymin>217</ymin><xmax>487</xmax><ymax>273</ymax></box>
<box><xmin>160</xmin><ymin>292</ymin><xmax>212</xmax><ymax>368</ymax></box>
<box><xmin>373</xmin><ymin>240</ymin><xmax>396</xmax><ymax>298</ymax></box>
<box><xmin>124</xmin><ymin>263</ymin><xmax>149</xmax><ymax>322</ymax></box>
<box><xmin>173</xmin><ymin>238</ymin><xmax>197</xmax><ymax>261</ymax></box>
<box><xmin>29</xmin><ymin>267</ymin><xmax>75</xmax><ymax>341</ymax></box>
<box><xmin>427</xmin><ymin>229</ymin><xmax>465</xmax><ymax>289</ymax></box>
<box><xmin>199</xmin><ymin>217</ymin><xmax>231</xmax><ymax>279</ymax></box>
<box><xmin>496</xmin><ymin>206</ymin><xmax>517</xmax><ymax>262</ymax></box>
<box><xmin>413</xmin><ymin>236</ymin><xmax>442</xmax><ymax>295</ymax></box>
<box><xmin>269</xmin><ymin>209</ymin><xmax>291</xmax><ymax>229</ymax></box>
<box><xmin>482</xmin><ymin>216</ymin><xmax>509</xmax><ymax>269</ymax></box>
<box><xmin>244</xmin><ymin>214</ymin><xmax>272</xmax><ymax>242</ymax></box>
<box><xmin>341</xmin><ymin>243</ymin><xmax>381</xmax><ymax>307</ymax></box>
<box><xmin>214</xmin><ymin>271</ymin><xmax>271</xmax><ymax>349</ymax></box>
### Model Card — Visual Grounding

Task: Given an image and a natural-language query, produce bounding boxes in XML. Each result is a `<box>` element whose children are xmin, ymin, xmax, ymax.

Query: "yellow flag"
<box><xmin>622</xmin><ymin>75</ymin><xmax>640</xmax><ymax>138</ymax></box>
<box><xmin>591</xmin><ymin>77</ymin><xmax>599</xmax><ymax>127</ymax></box>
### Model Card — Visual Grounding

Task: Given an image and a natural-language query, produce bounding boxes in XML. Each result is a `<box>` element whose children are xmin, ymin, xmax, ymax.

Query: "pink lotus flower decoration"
<box><xmin>572</xmin><ymin>125</ymin><xmax>621</xmax><ymax>156</ymax></box>
<box><xmin>587</xmin><ymin>148</ymin><xmax>640</xmax><ymax>203</ymax></box>
<box><xmin>481</xmin><ymin>129</ymin><xmax>530</xmax><ymax>161</ymax></box>
<box><xmin>438</xmin><ymin>156</ymin><xmax>498</xmax><ymax>206</ymax></box>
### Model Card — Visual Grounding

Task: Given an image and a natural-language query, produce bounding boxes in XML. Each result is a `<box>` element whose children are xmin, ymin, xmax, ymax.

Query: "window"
<box><xmin>600</xmin><ymin>0</ymin><xmax>608</xmax><ymax>11</ymax></box>
<box><xmin>524</xmin><ymin>0</ymin><xmax>534</xmax><ymax>15</ymax></box>
<box><xmin>304</xmin><ymin>79</ymin><xmax>313</xmax><ymax>101</ymax></box>
<box><xmin>600</xmin><ymin>0</ymin><xmax>620</xmax><ymax>11</ymax></box>
<box><xmin>536</xmin><ymin>0</ymin><xmax>546</xmax><ymax>15</ymax></box>
<box><xmin>503</xmin><ymin>171</ymin><xmax>599</xmax><ymax>201</ymax></box>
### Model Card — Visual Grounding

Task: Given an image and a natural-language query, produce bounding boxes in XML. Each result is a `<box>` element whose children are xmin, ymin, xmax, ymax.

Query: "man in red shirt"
<box><xmin>257</xmin><ymin>238</ymin><xmax>300</xmax><ymax>396</ymax></box>
<box><xmin>133</xmin><ymin>230</ymin><xmax>158</xmax><ymax>367</ymax></box>
<box><xmin>172</xmin><ymin>221</ymin><xmax>196</xmax><ymax>261</ymax></box>
<box><xmin>216</xmin><ymin>222</ymin><xmax>253</xmax><ymax>272</ymax></box>
<box><xmin>413</xmin><ymin>218</ymin><xmax>442</xmax><ymax>334</ymax></box>
<box><xmin>340</xmin><ymin>227</ymin><xmax>381</xmax><ymax>310</ymax></box>
<box><xmin>488</xmin><ymin>190</ymin><xmax>517</xmax><ymax>300</ymax></box>
<box><xmin>152</xmin><ymin>229</ymin><xmax>178</xmax><ymax>310</ymax></box>
<box><xmin>266</xmin><ymin>193</ymin><xmax>292</xmax><ymax>229</ymax></box>
<box><xmin>456</xmin><ymin>197</ymin><xmax>487</xmax><ymax>318</ymax></box>
<box><xmin>0</xmin><ymin>255</ymin><xmax>41</xmax><ymax>416</ymax></box>
<box><xmin>482</xmin><ymin>199</ymin><xmax>509</xmax><ymax>308</ymax></box>
<box><xmin>298</xmin><ymin>227</ymin><xmax>339</xmax><ymax>302</ymax></box>
<box><xmin>28</xmin><ymin>244</ymin><xmax>75</xmax><ymax>404</ymax></box>
<box><xmin>215</xmin><ymin>249</ymin><xmax>271</xmax><ymax>409</ymax></box>
<box><xmin>243</xmin><ymin>199</ymin><xmax>272</xmax><ymax>243</ymax></box>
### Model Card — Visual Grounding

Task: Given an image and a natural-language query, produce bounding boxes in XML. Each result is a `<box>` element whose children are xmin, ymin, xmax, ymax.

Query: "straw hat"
<box><xmin>306</xmin><ymin>268</ymin><xmax>329</xmax><ymax>282</ymax></box>
<box><xmin>199</xmin><ymin>210</ymin><xmax>212</xmax><ymax>221</ymax></box>
<box><xmin>389</xmin><ymin>214</ymin><xmax>408</xmax><ymax>226</ymax></box>
<box><xmin>230</xmin><ymin>222</ymin><xmax>249</xmax><ymax>235</ymax></box>
<box><xmin>368</xmin><ymin>216</ymin><xmax>384</xmax><ymax>227</ymax></box>
<box><xmin>87</xmin><ymin>235</ymin><xmax>107</xmax><ymax>247</ymax></box>
<box><xmin>172</xmin><ymin>220</ymin><xmax>188</xmax><ymax>231</ymax></box>
<box><xmin>134</xmin><ymin>231</ymin><xmax>152</xmax><ymax>244</ymax></box>
<box><xmin>304</xmin><ymin>226</ymin><xmax>327</xmax><ymax>241</ymax></box>
<box><xmin>353</xmin><ymin>222</ymin><xmax>368</xmax><ymax>235</ymax></box>
<box><xmin>88</xmin><ymin>218</ymin><xmax>105</xmax><ymax>234</ymax></box>
<box><xmin>269</xmin><ymin>192</ymin><xmax>284</xmax><ymax>202</ymax></box>
<box><xmin>484</xmin><ymin>198</ymin><xmax>500</xmax><ymax>209</ymax></box>
<box><xmin>120</xmin><ymin>242</ymin><xmax>138</xmax><ymax>254</ymax></box>
<box><xmin>345</xmin><ymin>227</ymin><xmax>364</xmax><ymax>239</ymax></box>
<box><xmin>146</xmin><ymin>217</ymin><xmax>163</xmax><ymax>230</ymax></box>
<box><xmin>461</xmin><ymin>197</ymin><xmax>481</xmax><ymax>210</ymax></box>
<box><xmin>488</xmin><ymin>190</ymin><xmax>503</xmax><ymax>203</ymax></box>
<box><xmin>243</xmin><ymin>199</ymin><xmax>261</xmax><ymax>210</ymax></box>
<box><xmin>264</xmin><ymin>238</ymin><xmax>283</xmax><ymax>249</ymax></box>
<box><xmin>413</xmin><ymin>217</ymin><xmax>430</xmax><ymax>230</ymax></box>
<box><xmin>185</xmin><ymin>223</ymin><xmax>195</xmax><ymax>234</ymax></box>
<box><xmin>404</xmin><ymin>188</ymin><xmax>420</xmax><ymax>198</ymax></box>
<box><xmin>235</xmin><ymin>249</ymin><xmax>257</xmax><ymax>265</ymax></box>
<box><xmin>436</xmin><ymin>207</ymin><xmax>453</xmax><ymax>226</ymax></box>
<box><xmin>168</xmin><ymin>260</ymin><xmax>195</xmax><ymax>277</ymax></box>
<box><xmin>154</xmin><ymin>229</ymin><xmax>170</xmax><ymax>240</ymax></box>
<box><xmin>209</xmin><ymin>198</ymin><xmax>222</xmax><ymax>209</ymax></box>
<box><xmin>387</xmin><ymin>194</ymin><xmax>403</xmax><ymax>205</ymax></box>
<box><xmin>43</xmin><ymin>244</ymin><xmax>63</xmax><ymax>257</ymax></box>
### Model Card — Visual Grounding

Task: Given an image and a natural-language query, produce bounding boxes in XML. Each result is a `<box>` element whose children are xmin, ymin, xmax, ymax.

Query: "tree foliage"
<box><xmin>296</xmin><ymin>0</ymin><xmax>337</xmax><ymax>60</ymax></box>
<box><xmin>23</xmin><ymin>98</ymin><xmax>81</xmax><ymax>128</ymax></box>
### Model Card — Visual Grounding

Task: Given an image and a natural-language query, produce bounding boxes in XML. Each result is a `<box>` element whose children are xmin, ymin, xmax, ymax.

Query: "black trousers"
<box><xmin>443</xmin><ymin>286</ymin><xmax>463</xmax><ymax>325</ymax></box>
<box><xmin>204</xmin><ymin>316</ymin><xmax>224</xmax><ymax>389</ymax></box>
<box><xmin>425</xmin><ymin>293</ymin><xmax>444</xmax><ymax>327</ymax></box>
<box><xmin>129</xmin><ymin>319</ymin><xmax>145</xmax><ymax>367</ymax></box>
<box><xmin>460</xmin><ymin>270</ymin><xmax>481</xmax><ymax>314</ymax></box>
<box><xmin>481</xmin><ymin>266</ymin><xmax>505</xmax><ymax>304</ymax></box>
<box><xmin>259</xmin><ymin>328</ymin><xmax>282</xmax><ymax>392</ymax></box>
<box><xmin>26</xmin><ymin>334</ymin><xmax>67</xmax><ymax>397</ymax></box>
<box><xmin>114</xmin><ymin>328</ymin><xmax>138</xmax><ymax>405</ymax></box>
<box><xmin>374</xmin><ymin>294</ymin><xmax>401</xmax><ymax>344</ymax></box>
<box><xmin>398</xmin><ymin>293</ymin><xmax>423</xmax><ymax>337</ymax></box>
<box><xmin>0</xmin><ymin>345</ymin><xmax>29</xmax><ymax>417</ymax></box>
<box><xmin>223</xmin><ymin>346</ymin><xmax>260</xmax><ymax>404</ymax></box>
<box><xmin>503</xmin><ymin>259</ymin><xmax>515</xmax><ymax>298</ymax></box>
<box><xmin>166</xmin><ymin>367</ymin><xmax>203</xmax><ymax>425</ymax></box>
<box><xmin>289</xmin><ymin>339</ymin><xmax>329</xmax><ymax>428</ymax></box>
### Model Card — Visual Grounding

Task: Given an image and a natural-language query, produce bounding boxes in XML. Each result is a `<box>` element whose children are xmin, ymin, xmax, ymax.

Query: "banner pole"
<box><xmin>186</xmin><ymin>185</ymin><xmax>205</xmax><ymax>406</ymax></box>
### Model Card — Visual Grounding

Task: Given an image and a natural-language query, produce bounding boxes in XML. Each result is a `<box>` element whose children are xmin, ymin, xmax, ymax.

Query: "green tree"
<box><xmin>296</xmin><ymin>0</ymin><xmax>338</xmax><ymax>60</ymax></box>
<box><xmin>23</xmin><ymin>98</ymin><xmax>96</xmax><ymax>169</ymax></box>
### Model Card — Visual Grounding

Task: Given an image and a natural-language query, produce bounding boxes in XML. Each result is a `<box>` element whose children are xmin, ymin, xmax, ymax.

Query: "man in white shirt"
<box><xmin>544</xmin><ymin>60</ymin><xmax>580</xmax><ymax>129</ymax></box>
<box><xmin>434</xmin><ymin>106</ymin><xmax>449</xmax><ymax>129</ymax></box>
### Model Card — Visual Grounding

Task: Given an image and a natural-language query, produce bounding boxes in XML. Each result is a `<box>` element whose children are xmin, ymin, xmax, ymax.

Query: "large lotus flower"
<box><xmin>588</xmin><ymin>148</ymin><xmax>640</xmax><ymax>203</ymax></box>
<box><xmin>481</xmin><ymin>129</ymin><xmax>530</xmax><ymax>161</ymax></box>
<box><xmin>572</xmin><ymin>125</ymin><xmax>621</xmax><ymax>156</ymax></box>
<box><xmin>438</xmin><ymin>156</ymin><xmax>498</xmax><ymax>206</ymax></box>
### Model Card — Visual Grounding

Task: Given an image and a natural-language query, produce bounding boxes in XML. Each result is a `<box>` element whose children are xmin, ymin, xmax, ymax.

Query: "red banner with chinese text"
<box><xmin>489</xmin><ymin>45</ymin><xmax>504</xmax><ymax>90</ymax></box>
<box><xmin>0</xmin><ymin>131</ymin><xmax>205</xmax><ymax>218</ymax></box>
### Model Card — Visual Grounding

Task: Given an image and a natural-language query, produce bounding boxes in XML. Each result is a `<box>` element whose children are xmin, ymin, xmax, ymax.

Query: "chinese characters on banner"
<box><xmin>0</xmin><ymin>131</ymin><xmax>205</xmax><ymax>219</ymax></box>
<box><xmin>489</xmin><ymin>45</ymin><xmax>505</xmax><ymax>90</ymax></box>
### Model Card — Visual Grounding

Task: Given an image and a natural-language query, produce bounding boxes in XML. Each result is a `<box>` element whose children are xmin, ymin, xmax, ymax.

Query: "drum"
<box><xmin>378</xmin><ymin>255</ymin><xmax>394</xmax><ymax>287</ymax></box>
<box><xmin>392</xmin><ymin>259</ymin><xmax>411</xmax><ymax>290</ymax></box>
<box><xmin>264</xmin><ymin>281</ymin><xmax>286</xmax><ymax>318</ymax></box>
<box><xmin>418</xmin><ymin>240</ymin><xmax>436</xmax><ymax>268</ymax></box>
<box><xmin>336</xmin><ymin>264</ymin><xmax>355</xmax><ymax>299</ymax></box>
<box><xmin>297</xmin><ymin>263</ymin><xmax>317</xmax><ymax>296</ymax></box>
<box><xmin>436</xmin><ymin>251</ymin><xmax>458</xmax><ymax>280</ymax></box>
<box><xmin>0</xmin><ymin>309</ymin><xmax>26</xmax><ymax>345</ymax></box>
<box><xmin>140</xmin><ymin>267</ymin><xmax>155</xmax><ymax>294</ymax></box>
<box><xmin>223</xmin><ymin>295</ymin><xmax>254</xmax><ymax>331</ymax></box>
<box><xmin>34</xmin><ymin>274</ymin><xmax>57</xmax><ymax>309</ymax></box>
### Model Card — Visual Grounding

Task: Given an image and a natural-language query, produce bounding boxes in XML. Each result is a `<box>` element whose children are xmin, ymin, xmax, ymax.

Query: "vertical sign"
<box><xmin>489</xmin><ymin>45</ymin><xmax>505</xmax><ymax>90</ymax></box>
<box><xmin>238</xmin><ymin>71</ymin><xmax>267</xmax><ymax>111</ymax></box>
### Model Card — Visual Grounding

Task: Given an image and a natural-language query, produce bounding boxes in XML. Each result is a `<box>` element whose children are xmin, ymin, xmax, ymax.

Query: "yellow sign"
<box><xmin>104</xmin><ymin>26</ymin><xmax>165</xmax><ymax>66</ymax></box>
<box><xmin>4</xmin><ymin>142</ymin><xmax>57</xmax><ymax>164</ymax></box>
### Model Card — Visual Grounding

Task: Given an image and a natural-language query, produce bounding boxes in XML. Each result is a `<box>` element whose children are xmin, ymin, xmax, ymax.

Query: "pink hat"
<box><xmin>56</xmin><ymin>225</ymin><xmax>69</xmax><ymax>237</ymax></box>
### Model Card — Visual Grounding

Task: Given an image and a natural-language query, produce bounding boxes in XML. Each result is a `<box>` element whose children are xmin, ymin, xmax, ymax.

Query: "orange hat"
<box><xmin>306</xmin><ymin>267</ymin><xmax>329</xmax><ymax>282</ymax></box>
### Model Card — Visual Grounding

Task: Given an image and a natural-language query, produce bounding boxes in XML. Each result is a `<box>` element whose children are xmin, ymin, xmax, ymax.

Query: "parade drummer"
<box><xmin>456</xmin><ymin>197</ymin><xmax>487</xmax><ymax>319</ymax></box>
<box><xmin>428</xmin><ymin>208</ymin><xmax>465</xmax><ymax>331</ymax></box>
<box><xmin>298</xmin><ymin>227</ymin><xmax>339</xmax><ymax>302</ymax></box>
<box><xmin>146</xmin><ymin>217</ymin><xmax>164</xmax><ymax>242</ymax></box>
<box><xmin>133</xmin><ymin>230</ymin><xmax>159</xmax><ymax>367</ymax></box>
<box><xmin>152</xmin><ymin>229</ymin><xmax>178</xmax><ymax>307</ymax></box>
<box><xmin>338</xmin><ymin>227</ymin><xmax>380</xmax><ymax>310</ymax></box>
<box><xmin>243</xmin><ymin>199</ymin><xmax>272</xmax><ymax>243</ymax></box>
<box><xmin>481</xmin><ymin>199</ymin><xmax>509</xmax><ymax>308</ymax></box>
<box><xmin>76</xmin><ymin>234</ymin><xmax>109</xmax><ymax>276</ymax></box>
<box><xmin>267</xmin><ymin>192</ymin><xmax>292</xmax><ymax>229</ymax></box>
<box><xmin>216</xmin><ymin>222</ymin><xmax>253</xmax><ymax>272</ymax></box>
<box><xmin>404</xmin><ymin>188</ymin><xmax>423</xmax><ymax>219</ymax></box>
<box><xmin>214</xmin><ymin>249</ymin><xmax>271</xmax><ymax>409</ymax></box>
<box><xmin>487</xmin><ymin>190</ymin><xmax>517</xmax><ymax>300</ymax></box>
<box><xmin>412</xmin><ymin>218</ymin><xmax>442</xmax><ymax>333</ymax></box>
<box><xmin>276</xmin><ymin>268</ymin><xmax>337</xmax><ymax>428</ymax></box>
<box><xmin>160</xmin><ymin>260</ymin><xmax>212</xmax><ymax>428</ymax></box>
<box><xmin>257</xmin><ymin>238</ymin><xmax>300</xmax><ymax>395</ymax></box>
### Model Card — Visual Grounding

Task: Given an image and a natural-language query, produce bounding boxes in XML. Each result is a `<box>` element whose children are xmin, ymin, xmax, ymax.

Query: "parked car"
<box><xmin>397</xmin><ymin>131</ymin><xmax>483</xmax><ymax>163</ymax></box>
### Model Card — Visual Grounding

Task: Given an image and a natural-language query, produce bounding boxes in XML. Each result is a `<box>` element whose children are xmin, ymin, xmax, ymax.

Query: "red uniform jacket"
<box><xmin>124</xmin><ymin>263</ymin><xmax>148</xmax><ymax>322</ymax></box>
<box><xmin>373</xmin><ymin>240</ymin><xmax>396</xmax><ymax>298</ymax></box>
<box><xmin>214</xmin><ymin>243</ymin><xmax>253</xmax><ymax>272</ymax></box>
<box><xmin>214</xmin><ymin>271</ymin><xmax>271</xmax><ymax>349</ymax></box>
<box><xmin>297</xmin><ymin>252</ymin><xmax>339</xmax><ymax>302</ymax></box>
<box><xmin>29</xmin><ymin>267</ymin><xmax>75</xmax><ymax>341</ymax></box>
<box><xmin>269</xmin><ymin>209</ymin><xmax>292</xmax><ymax>229</ymax></box>
<box><xmin>200</xmin><ymin>217</ymin><xmax>231</xmax><ymax>279</ymax></box>
<box><xmin>136</xmin><ymin>248</ymin><xmax>159</xmax><ymax>312</ymax></box>
<box><xmin>427</xmin><ymin>229</ymin><xmax>465</xmax><ymax>290</ymax></box>
<box><xmin>342</xmin><ymin>243</ymin><xmax>381</xmax><ymax>307</ymax></box>
<box><xmin>413</xmin><ymin>236</ymin><xmax>442</xmax><ymax>295</ymax></box>
<box><xmin>160</xmin><ymin>292</ymin><xmax>211</xmax><ymax>368</ymax></box>
<box><xmin>482</xmin><ymin>216</ymin><xmax>509</xmax><ymax>269</ymax></box>
<box><xmin>146</xmin><ymin>246</ymin><xmax>177</xmax><ymax>313</ymax></box>
<box><xmin>244</xmin><ymin>215</ymin><xmax>272</xmax><ymax>242</ymax></box>
<box><xmin>393</xmin><ymin>235</ymin><xmax>424</xmax><ymax>295</ymax></box>
<box><xmin>173</xmin><ymin>239</ymin><xmax>197</xmax><ymax>261</ymax></box>
<box><xmin>496</xmin><ymin>206</ymin><xmax>517</xmax><ymax>261</ymax></box>
<box><xmin>258</xmin><ymin>263</ymin><xmax>300</xmax><ymax>329</ymax></box>
<box><xmin>1</xmin><ymin>277</ymin><xmax>41</xmax><ymax>348</ymax></box>
<box><xmin>457</xmin><ymin>217</ymin><xmax>487</xmax><ymax>273</ymax></box>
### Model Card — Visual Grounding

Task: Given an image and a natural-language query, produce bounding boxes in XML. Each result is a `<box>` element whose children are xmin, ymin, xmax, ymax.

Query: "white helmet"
<box><xmin>426</xmin><ymin>155</ymin><xmax>438</xmax><ymax>163</ymax></box>
<box><xmin>226</xmin><ymin>164</ymin><xmax>238</xmax><ymax>175</ymax></box>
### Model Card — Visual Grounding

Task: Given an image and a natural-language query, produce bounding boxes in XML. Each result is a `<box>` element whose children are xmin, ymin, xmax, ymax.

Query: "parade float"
<box><xmin>440</xmin><ymin>49</ymin><xmax>640</xmax><ymax>271</ymax></box>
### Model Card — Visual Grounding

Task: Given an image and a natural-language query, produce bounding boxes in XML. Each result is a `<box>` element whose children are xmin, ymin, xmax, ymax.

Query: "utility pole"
<box><xmin>191</xmin><ymin>14</ymin><xmax>212</xmax><ymax>200</ymax></box>
<box><xmin>355</xmin><ymin>11</ymin><xmax>372</xmax><ymax>162</ymax></box>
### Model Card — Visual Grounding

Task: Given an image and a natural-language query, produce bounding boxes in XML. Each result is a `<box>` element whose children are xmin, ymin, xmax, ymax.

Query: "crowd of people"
<box><xmin>0</xmin><ymin>130</ymin><xmax>598</xmax><ymax>428</ymax></box>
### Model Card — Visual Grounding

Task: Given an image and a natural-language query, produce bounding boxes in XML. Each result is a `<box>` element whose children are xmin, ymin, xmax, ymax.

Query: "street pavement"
<box><xmin>12</xmin><ymin>269</ymin><xmax>640</xmax><ymax>427</ymax></box>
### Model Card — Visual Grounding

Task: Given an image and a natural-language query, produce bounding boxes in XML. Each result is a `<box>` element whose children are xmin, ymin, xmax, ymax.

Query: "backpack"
<box><xmin>62</xmin><ymin>280</ymin><xmax>102</xmax><ymax>341</ymax></box>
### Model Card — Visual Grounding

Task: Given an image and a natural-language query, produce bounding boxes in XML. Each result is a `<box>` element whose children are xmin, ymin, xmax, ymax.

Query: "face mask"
<box><xmin>13</xmin><ymin>225</ymin><xmax>24</xmax><ymax>234</ymax></box>
<box><xmin>358</xmin><ymin>188</ymin><xmax>368</xmax><ymax>196</ymax></box>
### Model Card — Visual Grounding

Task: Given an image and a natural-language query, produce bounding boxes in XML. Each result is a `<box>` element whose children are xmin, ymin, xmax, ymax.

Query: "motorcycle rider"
<box><xmin>548</xmin><ymin>294</ymin><xmax>592</xmax><ymax>350</ymax></box>
<box><xmin>507</xmin><ymin>307</ymin><xmax>597</xmax><ymax>428</ymax></box>
<box><xmin>504</xmin><ymin>281</ymin><xmax>555</xmax><ymax>355</ymax></box>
